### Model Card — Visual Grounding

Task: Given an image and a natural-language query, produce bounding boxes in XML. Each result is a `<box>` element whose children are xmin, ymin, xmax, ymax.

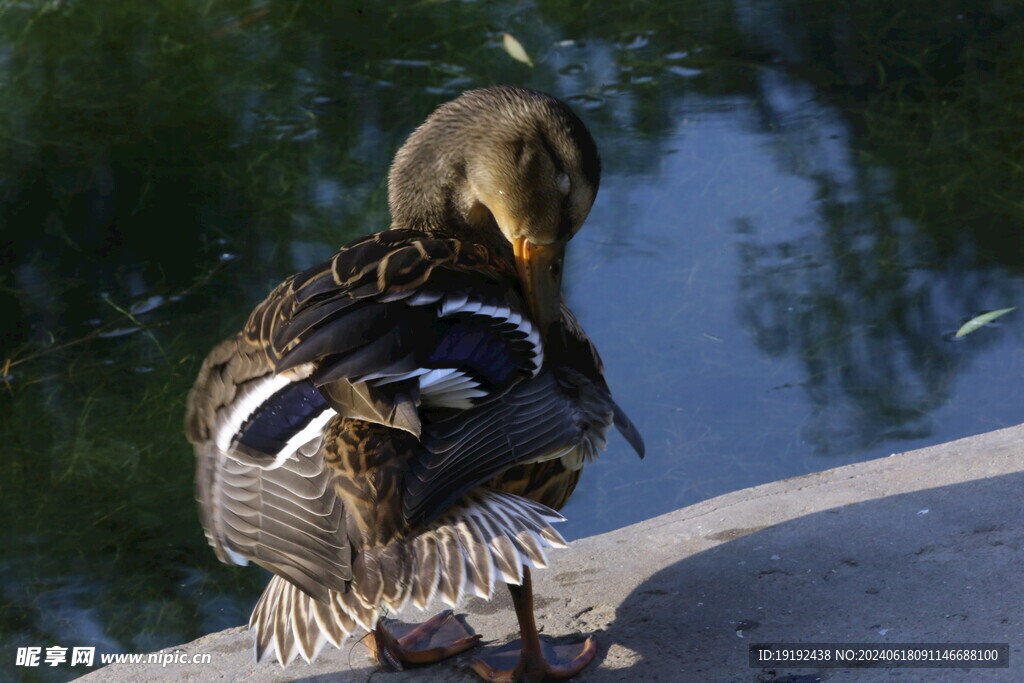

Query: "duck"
<box><xmin>185</xmin><ymin>85</ymin><xmax>644</xmax><ymax>682</ymax></box>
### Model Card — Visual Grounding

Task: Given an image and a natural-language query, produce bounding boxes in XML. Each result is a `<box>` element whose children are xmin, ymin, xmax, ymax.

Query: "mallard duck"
<box><xmin>185</xmin><ymin>85</ymin><xmax>644</xmax><ymax>682</ymax></box>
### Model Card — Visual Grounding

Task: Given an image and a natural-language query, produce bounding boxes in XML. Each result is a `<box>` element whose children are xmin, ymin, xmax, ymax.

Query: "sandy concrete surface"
<box><xmin>79</xmin><ymin>424</ymin><xmax>1024</xmax><ymax>682</ymax></box>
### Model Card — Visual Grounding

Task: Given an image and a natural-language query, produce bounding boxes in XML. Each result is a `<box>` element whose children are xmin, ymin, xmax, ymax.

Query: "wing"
<box><xmin>555</xmin><ymin>304</ymin><xmax>646</xmax><ymax>460</ymax></box>
<box><xmin>407</xmin><ymin>371</ymin><xmax>582</xmax><ymax>525</ymax></box>
<box><xmin>197</xmin><ymin>229</ymin><xmax>546</xmax><ymax>472</ymax></box>
<box><xmin>187</xmin><ymin>336</ymin><xmax>349</xmax><ymax>602</ymax></box>
<box><xmin>405</xmin><ymin>307</ymin><xmax>646</xmax><ymax>525</ymax></box>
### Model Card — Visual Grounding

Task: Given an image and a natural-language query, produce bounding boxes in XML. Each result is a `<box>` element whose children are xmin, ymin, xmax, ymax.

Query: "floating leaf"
<box><xmin>502</xmin><ymin>33</ymin><xmax>533</xmax><ymax>67</ymax></box>
<box><xmin>129</xmin><ymin>295</ymin><xmax>164</xmax><ymax>315</ymax></box>
<box><xmin>954</xmin><ymin>307</ymin><xmax>1015</xmax><ymax>338</ymax></box>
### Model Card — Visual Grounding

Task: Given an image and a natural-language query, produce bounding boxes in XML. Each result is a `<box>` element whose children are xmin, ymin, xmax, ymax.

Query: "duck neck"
<box><xmin>387</xmin><ymin>136</ymin><xmax>514</xmax><ymax>263</ymax></box>
<box><xmin>387</xmin><ymin>112</ymin><xmax>477</xmax><ymax>228</ymax></box>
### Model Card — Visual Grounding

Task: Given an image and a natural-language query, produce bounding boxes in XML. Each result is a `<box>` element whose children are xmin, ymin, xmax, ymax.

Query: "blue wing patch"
<box><xmin>236</xmin><ymin>380</ymin><xmax>330</xmax><ymax>455</ymax></box>
<box><xmin>429</xmin><ymin>322</ymin><xmax>520</xmax><ymax>387</ymax></box>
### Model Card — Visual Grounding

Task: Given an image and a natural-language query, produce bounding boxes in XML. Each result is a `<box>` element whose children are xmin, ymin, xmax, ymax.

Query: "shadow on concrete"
<box><xmin>585</xmin><ymin>472</ymin><xmax>1023</xmax><ymax>681</ymax></box>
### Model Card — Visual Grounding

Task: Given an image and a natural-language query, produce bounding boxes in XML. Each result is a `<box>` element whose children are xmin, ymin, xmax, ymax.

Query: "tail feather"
<box><xmin>327</xmin><ymin>594</ymin><xmax>359</xmax><ymax>636</ymax></box>
<box><xmin>248</xmin><ymin>488</ymin><xmax>566</xmax><ymax>665</ymax></box>
<box><xmin>337</xmin><ymin>587</ymin><xmax>377</xmax><ymax>631</ymax></box>
<box><xmin>435</xmin><ymin>526</ymin><xmax>466</xmax><ymax>607</ymax></box>
<box><xmin>455</xmin><ymin>516</ymin><xmax>494</xmax><ymax>599</ymax></box>
<box><xmin>489</xmin><ymin>535</ymin><xmax>523</xmax><ymax>585</ymax></box>
<box><xmin>512</xmin><ymin>529</ymin><xmax>549</xmax><ymax>569</ymax></box>
<box><xmin>250</xmin><ymin>577</ymin><xmax>277</xmax><ymax>663</ymax></box>
<box><xmin>410</xmin><ymin>532</ymin><xmax>440</xmax><ymax>609</ymax></box>
<box><xmin>377</xmin><ymin>542</ymin><xmax>413</xmax><ymax>609</ymax></box>
<box><xmin>271</xmin><ymin>591</ymin><xmax>297</xmax><ymax>666</ymax></box>
<box><xmin>310</xmin><ymin>597</ymin><xmax>346</xmax><ymax>649</ymax></box>
<box><xmin>291</xmin><ymin>592</ymin><xmax>327</xmax><ymax>663</ymax></box>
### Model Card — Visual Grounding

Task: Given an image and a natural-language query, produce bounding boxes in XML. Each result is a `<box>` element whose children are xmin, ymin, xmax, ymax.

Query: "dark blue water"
<box><xmin>3</xmin><ymin>1</ymin><xmax>1023</xmax><ymax>679</ymax></box>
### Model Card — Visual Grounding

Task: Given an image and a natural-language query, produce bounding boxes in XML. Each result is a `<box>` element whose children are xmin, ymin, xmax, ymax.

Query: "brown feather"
<box><xmin>310</xmin><ymin>597</ymin><xmax>346</xmax><ymax>648</ymax></box>
<box><xmin>271</xmin><ymin>581</ymin><xmax>296</xmax><ymax>665</ymax></box>
<box><xmin>435</xmin><ymin>526</ymin><xmax>466</xmax><ymax>606</ymax></box>
<box><xmin>411</xmin><ymin>532</ymin><xmax>440</xmax><ymax>609</ymax></box>
<box><xmin>291</xmin><ymin>588</ymin><xmax>320</xmax><ymax>662</ymax></box>
<box><xmin>455</xmin><ymin>516</ymin><xmax>494</xmax><ymax>599</ymax></box>
<box><xmin>327</xmin><ymin>594</ymin><xmax>358</xmax><ymax>636</ymax></box>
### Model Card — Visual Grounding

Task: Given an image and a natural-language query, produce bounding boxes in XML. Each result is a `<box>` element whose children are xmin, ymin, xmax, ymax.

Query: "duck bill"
<box><xmin>513</xmin><ymin>236</ymin><xmax>565</xmax><ymax>345</ymax></box>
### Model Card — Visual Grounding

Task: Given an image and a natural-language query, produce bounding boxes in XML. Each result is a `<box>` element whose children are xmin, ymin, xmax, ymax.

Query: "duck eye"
<box><xmin>556</xmin><ymin>173</ymin><xmax>571</xmax><ymax>195</ymax></box>
<box><xmin>549</xmin><ymin>259</ymin><xmax>562</xmax><ymax>280</ymax></box>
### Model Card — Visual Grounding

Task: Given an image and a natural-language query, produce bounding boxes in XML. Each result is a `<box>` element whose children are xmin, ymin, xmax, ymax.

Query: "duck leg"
<box><xmin>368</xmin><ymin>610</ymin><xmax>483</xmax><ymax>670</ymax></box>
<box><xmin>471</xmin><ymin>567</ymin><xmax>598</xmax><ymax>682</ymax></box>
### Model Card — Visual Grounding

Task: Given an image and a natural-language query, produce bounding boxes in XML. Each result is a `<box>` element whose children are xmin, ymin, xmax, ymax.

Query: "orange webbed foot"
<box><xmin>368</xmin><ymin>609</ymin><xmax>483</xmax><ymax>670</ymax></box>
<box><xmin>471</xmin><ymin>635</ymin><xmax>598</xmax><ymax>682</ymax></box>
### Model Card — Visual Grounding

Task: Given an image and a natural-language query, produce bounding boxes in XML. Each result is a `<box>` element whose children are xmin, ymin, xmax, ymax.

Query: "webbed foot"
<box><xmin>368</xmin><ymin>609</ymin><xmax>482</xmax><ymax>670</ymax></box>
<box><xmin>471</xmin><ymin>635</ymin><xmax>597</xmax><ymax>681</ymax></box>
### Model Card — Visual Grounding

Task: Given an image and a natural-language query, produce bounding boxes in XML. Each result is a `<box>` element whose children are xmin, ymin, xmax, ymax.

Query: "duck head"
<box><xmin>387</xmin><ymin>86</ymin><xmax>601</xmax><ymax>342</ymax></box>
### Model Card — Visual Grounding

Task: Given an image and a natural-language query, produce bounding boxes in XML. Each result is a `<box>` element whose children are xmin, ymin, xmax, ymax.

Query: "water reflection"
<box><xmin>2</xmin><ymin>0</ymin><xmax>1023</xmax><ymax>677</ymax></box>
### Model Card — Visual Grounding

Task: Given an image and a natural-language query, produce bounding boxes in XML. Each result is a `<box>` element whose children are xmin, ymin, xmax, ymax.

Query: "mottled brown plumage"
<box><xmin>186</xmin><ymin>86</ymin><xmax>643</xmax><ymax>680</ymax></box>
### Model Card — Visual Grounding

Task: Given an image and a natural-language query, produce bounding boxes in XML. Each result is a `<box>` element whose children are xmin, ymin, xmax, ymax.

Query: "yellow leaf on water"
<box><xmin>502</xmin><ymin>33</ymin><xmax>533</xmax><ymax>67</ymax></box>
<box><xmin>954</xmin><ymin>307</ymin><xmax>1015</xmax><ymax>338</ymax></box>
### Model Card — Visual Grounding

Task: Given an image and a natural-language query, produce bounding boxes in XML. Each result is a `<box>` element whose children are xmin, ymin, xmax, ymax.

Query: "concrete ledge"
<box><xmin>82</xmin><ymin>425</ymin><xmax>1024</xmax><ymax>681</ymax></box>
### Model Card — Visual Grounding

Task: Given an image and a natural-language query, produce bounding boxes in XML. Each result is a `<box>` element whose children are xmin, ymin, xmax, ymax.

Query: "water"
<box><xmin>2</xmin><ymin>0</ymin><xmax>1023</xmax><ymax>678</ymax></box>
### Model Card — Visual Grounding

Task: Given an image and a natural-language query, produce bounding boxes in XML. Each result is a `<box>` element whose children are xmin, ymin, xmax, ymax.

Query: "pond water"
<box><xmin>3</xmin><ymin>0</ymin><xmax>1023</xmax><ymax>678</ymax></box>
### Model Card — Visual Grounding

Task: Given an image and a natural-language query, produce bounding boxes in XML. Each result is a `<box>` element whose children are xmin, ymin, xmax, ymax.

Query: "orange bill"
<box><xmin>513</xmin><ymin>236</ymin><xmax>565</xmax><ymax>345</ymax></box>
